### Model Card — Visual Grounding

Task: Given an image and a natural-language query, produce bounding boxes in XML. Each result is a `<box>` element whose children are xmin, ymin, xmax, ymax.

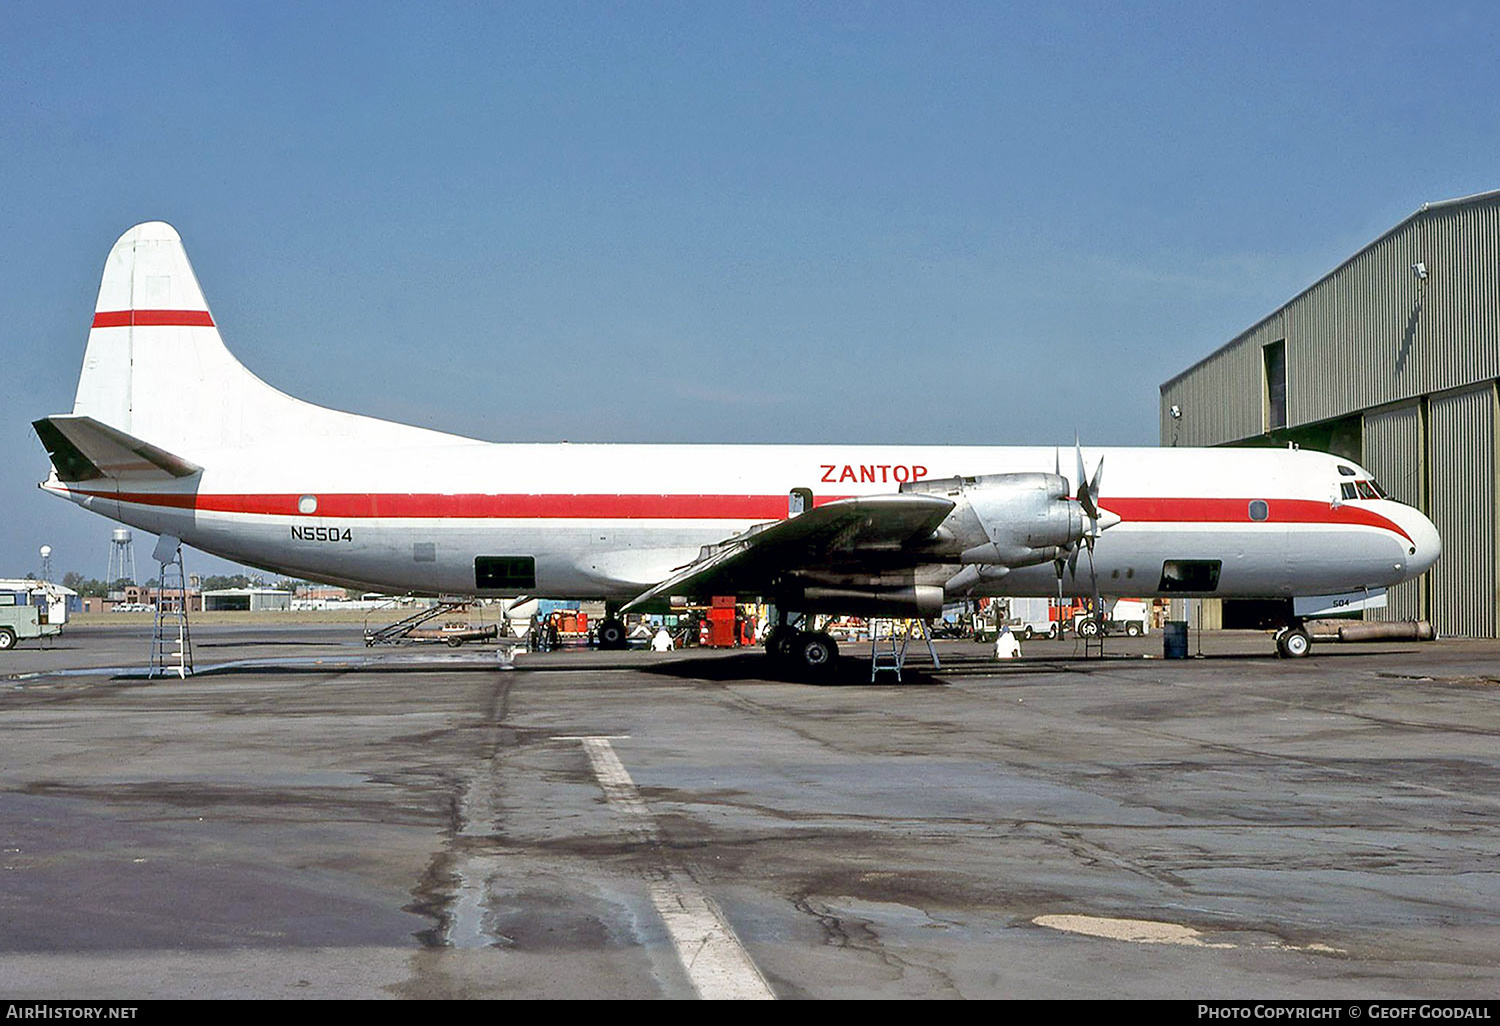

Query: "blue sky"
<box><xmin>3</xmin><ymin>1</ymin><xmax>1498</xmax><ymax>581</ymax></box>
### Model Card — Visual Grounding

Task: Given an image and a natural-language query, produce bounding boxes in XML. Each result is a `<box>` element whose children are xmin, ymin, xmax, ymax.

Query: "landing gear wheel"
<box><xmin>794</xmin><ymin>631</ymin><xmax>839</xmax><ymax>678</ymax></box>
<box><xmin>1276</xmin><ymin>627</ymin><xmax>1312</xmax><ymax>659</ymax></box>
<box><xmin>0</xmin><ymin>628</ymin><xmax>14</xmax><ymax>651</ymax></box>
<box><xmin>765</xmin><ymin>625</ymin><xmax>800</xmax><ymax>663</ymax></box>
<box><xmin>597</xmin><ymin>618</ymin><xmax>627</xmax><ymax>650</ymax></box>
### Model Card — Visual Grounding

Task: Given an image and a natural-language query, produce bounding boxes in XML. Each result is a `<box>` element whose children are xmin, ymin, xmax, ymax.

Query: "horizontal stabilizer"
<box><xmin>33</xmin><ymin>415</ymin><xmax>202</xmax><ymax>482</ymax></box>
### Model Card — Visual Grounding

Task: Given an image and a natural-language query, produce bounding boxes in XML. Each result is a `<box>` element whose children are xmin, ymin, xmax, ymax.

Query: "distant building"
<box><xmin>143</xmin><ymin>583</ymin><xmax>202</xmax><ymax>613</ymax></box>
<box><xmin>1162</xmin><ymin>189</ymin><xmax>1500</xmax><ymax>637</ymax></box>
<box><xmin>202</xmin><ymin>588</ymin><xmax>291</xmax><ymax>612</ymax></box>
<box><xmin>294</xmin><ymin>585</ymin><xmax>350</xmax><ymax>602</ymax></box>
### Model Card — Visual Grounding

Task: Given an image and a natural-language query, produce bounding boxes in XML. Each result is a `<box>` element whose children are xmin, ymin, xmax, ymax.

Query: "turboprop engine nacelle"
<box><xmin>905</xmin><ymin>472</ymin><xmax>1085</xmax><ymax>568</ymax></box>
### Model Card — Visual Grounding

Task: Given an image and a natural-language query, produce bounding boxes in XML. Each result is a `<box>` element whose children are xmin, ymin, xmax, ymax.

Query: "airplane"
<box><xmin>32</xmin><ymin>222</ymin><xmax>1441</xmax><ymax>673</ymax></box>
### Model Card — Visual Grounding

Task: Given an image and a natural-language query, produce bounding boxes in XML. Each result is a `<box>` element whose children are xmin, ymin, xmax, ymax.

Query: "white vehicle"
<box><xmin>1007</xmin><ymin>597</ymin><xmax>1066</xmax><ymax>640</ymax></box>
<box><xmin>32</xmin><ymin>224</ymin><xmax>1442</xmax><ymax>674</ymax></box>
<box><xmin>0</xmin><ymin>606</ymin><xmax>61</xmax><ymax>650</ymax></box>
<box><xmin>1073</xmin><ymin>598</ymin><xmax>1150</xmax><ymax>637</ymax></box>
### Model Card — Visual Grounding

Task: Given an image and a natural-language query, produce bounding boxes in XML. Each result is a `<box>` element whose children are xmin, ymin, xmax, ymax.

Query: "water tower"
<box><xmin>107</xmin><ymin>529</ymin><xmax>137</xmax><ymax>594</ymax></box>
<box><xmin>39</xmin><ymin>545</ymin><xmax>52</xmax><ymax>583</ymax></box>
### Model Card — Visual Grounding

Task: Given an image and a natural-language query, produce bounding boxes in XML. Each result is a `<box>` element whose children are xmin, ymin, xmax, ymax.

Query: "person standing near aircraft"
<box><xmin>994</xmin><ymin>625</ymin><xmax>1022</xmax><ymax>660</ymax></box>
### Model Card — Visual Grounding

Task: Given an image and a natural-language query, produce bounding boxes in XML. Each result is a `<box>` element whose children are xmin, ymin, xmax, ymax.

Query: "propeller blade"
<box><xmin>1075</xmin><ymin>438</ymin><xmax>1099</xmax><ymax>521</ymax></box>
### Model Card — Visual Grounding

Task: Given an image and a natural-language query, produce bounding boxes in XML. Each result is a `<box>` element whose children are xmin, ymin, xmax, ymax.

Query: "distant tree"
<box><xmin>68</xmin><ymin>577</ymin><xmax>109</xmax><ymax>597</ymax></box>
<box><xmin>200</xmin><ymin>574</ymin><xmax>254</xmax><ymax>591</ymax></box>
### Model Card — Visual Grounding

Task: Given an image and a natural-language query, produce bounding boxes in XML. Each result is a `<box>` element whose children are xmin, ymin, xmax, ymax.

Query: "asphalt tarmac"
<box><xmin>1</xmin><ymin>623</ymin><xmax>1497</xmax><ymax>999</ymax></box>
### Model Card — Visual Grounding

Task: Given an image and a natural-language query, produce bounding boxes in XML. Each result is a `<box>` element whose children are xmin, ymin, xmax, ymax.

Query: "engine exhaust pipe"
<box><xmin>798</xmin><ymin>585</ymin><xmax>945</xmax><ymax>618</ymax></box>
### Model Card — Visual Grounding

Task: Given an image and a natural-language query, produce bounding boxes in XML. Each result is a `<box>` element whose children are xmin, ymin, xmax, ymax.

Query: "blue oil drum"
<box><xmin>1163</xmin><ymin>621</ymin><xmax>1189</xmax><ymax>659</ymax></box>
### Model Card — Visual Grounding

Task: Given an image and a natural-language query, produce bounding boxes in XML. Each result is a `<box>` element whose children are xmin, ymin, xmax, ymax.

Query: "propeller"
<box><xmin>1073</xmin><ymin>439</ymin><xmax>1109</xmax><ymax>641</ymax></box>
<box><xmin>1050</xmin><ymin>440</ymin><xmax>1120</xmax><ymax>643</ymax></box>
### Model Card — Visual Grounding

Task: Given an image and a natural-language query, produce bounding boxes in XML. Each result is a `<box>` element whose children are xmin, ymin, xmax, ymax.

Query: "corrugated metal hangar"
<box><xmin>1161</xmin><ymin>189</ymin><xmax>1500</xmax><ymax>638</ymax></box>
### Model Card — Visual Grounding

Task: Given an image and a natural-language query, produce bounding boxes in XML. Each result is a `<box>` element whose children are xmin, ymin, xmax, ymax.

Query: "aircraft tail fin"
<box><xmin>68</xmin><ymin>222</ymin><xmax>436</xmax><ymax>456</ymax></box>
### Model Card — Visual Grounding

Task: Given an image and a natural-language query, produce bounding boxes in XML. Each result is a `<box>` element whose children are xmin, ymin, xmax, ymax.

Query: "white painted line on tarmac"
<box><xmin>574</xmin><ymin>736</ymin><xmax>775</xmax><ymax>1000</ymax></box>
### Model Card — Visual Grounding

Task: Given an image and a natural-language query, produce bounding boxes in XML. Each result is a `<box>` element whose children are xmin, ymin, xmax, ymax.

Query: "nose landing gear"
<box><xmin>1274</xmin><ymin>624</ymin><xmax>1312</xmax><ymax>658</ymax></box>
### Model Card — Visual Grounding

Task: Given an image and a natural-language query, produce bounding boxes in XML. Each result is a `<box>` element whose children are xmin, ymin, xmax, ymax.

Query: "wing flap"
<box><xmin>33</xmin><ymin>415</ymin><xmax>201</xmax><ymax>482</ymax></box>
<box><xmin>622</xmin><ymin>493</ymin><xmax>954</xmax><ymax>610</ymax></box>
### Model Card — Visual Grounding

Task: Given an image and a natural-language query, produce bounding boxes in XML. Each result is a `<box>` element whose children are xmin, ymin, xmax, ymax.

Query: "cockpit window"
<box><xmin>1355</xmin><ymin>480</ymin><xmax>1379</xmax><ymax>499</ymax></box>
<box><xmin>1337</xmin><ymin>465</ymin><xmax>1357</xmax><ymax>477</ymax></box>
<box><xmin>1340</xmin><ymin>482</ymin><xmax>1358</xmax><ymax>500</ymax></box>
<box><xmin>1370</xmin><ymin>479</ymin><xmax>1389</xmax><ymax>498</ymax></box>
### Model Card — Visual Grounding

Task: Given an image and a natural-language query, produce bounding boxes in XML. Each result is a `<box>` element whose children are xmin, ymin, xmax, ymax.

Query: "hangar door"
<box><xmin>1363</xmin><ymin>402</ymin><xmax>1425</xmax><ymax>622</ymax></box>
<box><xmin>1427</xmin><ymin>386</ymin><xmax>1498</xmax><ymax>638</ymax></box>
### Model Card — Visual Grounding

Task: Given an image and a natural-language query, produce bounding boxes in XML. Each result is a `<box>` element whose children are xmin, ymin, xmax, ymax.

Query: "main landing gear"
<box><xmin>764</xmin><ymin>622</ymin><xmax>840</xmax><ymax>679</ymax></box>
<box><xmin>597</xmin><ymin>604</ymin><xmax>628</xmax><ymax>650</ymax></box>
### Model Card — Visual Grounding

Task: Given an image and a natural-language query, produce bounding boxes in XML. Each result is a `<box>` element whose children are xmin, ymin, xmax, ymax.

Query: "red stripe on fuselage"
<box><xmin>80</xmin><ymin>491</ymin><xmax>796</xmax><ymax>520</ymax></box>
<box><xmin>92</xmin><ymin>310</ymin><xmax>216</xmax><ymax>328</ymax></box>
<box><xmin>70</xmin><ymin>489</ymin><xmax>1415</xmax><ymax>541</ymax></box>
<box><xmin>1103</xmin><ymin>497</ymin><xmax>1412</xmax><ymax>542</ymax></box>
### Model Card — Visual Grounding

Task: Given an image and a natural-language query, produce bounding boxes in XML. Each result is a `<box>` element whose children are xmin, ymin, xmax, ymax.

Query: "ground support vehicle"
<box><xmin>0</xmin><ymin>605</ymin><xmax>62</xmax><ymax>650</ymax></box>
<box><xmin>1073</xmin><ymin>599</ymin><xmax>1150</xmax><ymax>638</ymax></box>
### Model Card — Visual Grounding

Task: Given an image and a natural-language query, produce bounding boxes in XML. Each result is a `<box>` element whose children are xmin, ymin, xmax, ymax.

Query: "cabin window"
<box><xmin>297</xmin><ymin>495</ymin><xmax>318</xmax><ymax>514</ymax></box>
<box><xmin>1159</xmin><ymin>559</ymin><xmax>1222</xmax><ymax>593</ymax></box>
<box><xmin>475</xmin><ymin>556</ymin><xmax>536</xmax><ymax>590</ymax></box>
<box><xmin>1248</xmin><ymin>500</ymin><xmax>1269</xmax><ymax>521</ymax></box>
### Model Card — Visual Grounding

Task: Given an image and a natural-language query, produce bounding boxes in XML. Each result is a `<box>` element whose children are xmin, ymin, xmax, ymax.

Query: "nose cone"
<box><xmin>1387</xmin><ymin>502</ymin><xmax>1442</xmax><ymax>579</ymax></box>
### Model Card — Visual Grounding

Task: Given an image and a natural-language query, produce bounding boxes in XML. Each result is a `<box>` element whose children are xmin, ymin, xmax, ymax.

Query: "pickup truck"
<box><xmin>0</xmin><ymin>605</ymin><xmax>62</xmax><ymax>650</ymax></box>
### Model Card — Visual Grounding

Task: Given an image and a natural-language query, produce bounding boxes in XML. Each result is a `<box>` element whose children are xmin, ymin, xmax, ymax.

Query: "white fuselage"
<box><xmin>45</xmin><ymin>437</ymin><xmax>1441</xmax><ymax>603</ymax></box>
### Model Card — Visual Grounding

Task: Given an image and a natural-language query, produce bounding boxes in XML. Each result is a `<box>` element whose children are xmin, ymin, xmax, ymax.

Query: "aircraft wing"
<box><xmin>32</xmin><ymin>415</ymin><xmax>202</xmax><ymax>482</ymax></box>
<box><xmin>621</xmin><ymin>493</ymin><xmax>955</xmax><ymax>611</ymax></box>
